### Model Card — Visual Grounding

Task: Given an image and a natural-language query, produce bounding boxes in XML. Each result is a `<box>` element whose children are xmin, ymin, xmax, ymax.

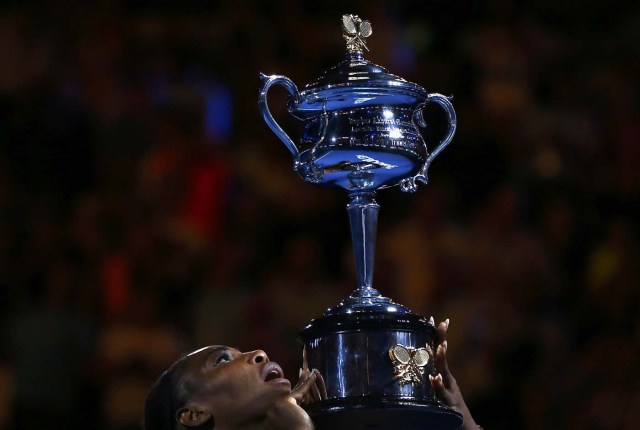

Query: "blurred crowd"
<box><xmin>0</xmin><ymin>1</ymin><xmax>639</xmax><ymax>429</ymax></box>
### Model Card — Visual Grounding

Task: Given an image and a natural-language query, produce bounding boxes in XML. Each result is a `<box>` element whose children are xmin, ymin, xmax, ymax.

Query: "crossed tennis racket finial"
<box><xmin>342</xmin><ymin>14</ymin><xmax>373</xmax><ymax>52</ymax></box>
<box><xmin>389</xmin><ymin>343</ymin><xmax>434</xmax><ymax>385</ymax></box>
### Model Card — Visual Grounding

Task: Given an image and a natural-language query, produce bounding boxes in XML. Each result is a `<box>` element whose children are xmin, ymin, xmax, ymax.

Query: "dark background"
<box><xmin>1</xmin><ymin>0</ymin><xmax>639</xmax><ymax>429</ymax></box>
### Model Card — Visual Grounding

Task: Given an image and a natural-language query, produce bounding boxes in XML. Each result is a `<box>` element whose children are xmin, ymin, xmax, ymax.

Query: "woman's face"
<box><xmin>177</xmin><ymin>345</ymin><xmax>292</xmax><ymax>427</ymax></box>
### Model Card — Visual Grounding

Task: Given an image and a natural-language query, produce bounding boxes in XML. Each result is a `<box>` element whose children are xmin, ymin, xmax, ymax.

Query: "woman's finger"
<box><xmin>292</xmin><ymin>369</ymin><xmax>309</xmax><ymax>390</ymax></box>
<box><xmin>291</xmin><ymin>370</ymin><xmax>318</xmax><ymax>402</ymax></box>
<box><xmin>309</xmin><ymin>375</ymin><xmax>322</xmax><ymax>402</ymax></box>
<box><xmin>316</xmin><ymin>371</ymin><xmax>328</xmax><ymax>400</ymax></box>
<box><xmin>430</xmin><ymin>373</ymin><xmax>453</xmax><ymax>405</ymax></box>
<box><xmin>437</xmin><ymin>340</ymin><xmax>453</xmax><ymax>387</ymax></box>
<box><xmin>437</xmin><ymin>319</ymin><xmax>449</xmax><ymax>344</ymax></box>
<box><xmin>435</xmin><ymin>319</ymin><xmax>452</xmax><ymax>382</ymax></box>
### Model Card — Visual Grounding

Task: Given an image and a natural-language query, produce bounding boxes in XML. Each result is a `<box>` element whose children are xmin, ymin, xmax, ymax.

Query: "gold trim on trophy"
<box><xmin>389</xmin><ymin>344</ymin><xmax>434</xmax><ymax>385</ymax></box>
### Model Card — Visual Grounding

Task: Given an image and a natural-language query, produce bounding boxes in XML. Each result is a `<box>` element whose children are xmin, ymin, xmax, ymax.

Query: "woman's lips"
<box><xmin>262</xmin><ymin>362</ymin><xmax>290</xmax><ymax>386</ymax></box>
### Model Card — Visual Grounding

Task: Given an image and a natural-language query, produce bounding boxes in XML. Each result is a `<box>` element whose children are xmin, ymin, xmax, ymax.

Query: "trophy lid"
<box><xmin>291</xmin><ymin>15</ymin><xmax>429</xmax><ymax>118</ymax></box>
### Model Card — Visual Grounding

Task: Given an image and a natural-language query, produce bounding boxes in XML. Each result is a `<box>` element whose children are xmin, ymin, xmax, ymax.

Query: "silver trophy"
<box><xmin>259</xmin><ymin>14</ymin><xmax>461</xmax><ymax>430</ymax></box>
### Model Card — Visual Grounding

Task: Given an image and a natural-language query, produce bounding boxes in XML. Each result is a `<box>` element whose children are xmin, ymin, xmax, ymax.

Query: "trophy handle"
<box><xmin>400</xmin><ymin>93</ymin><xmax>457</xmax><ymax>192</ymax></box>
<box><xmin>258</xmin><ymin>73</ymin><xmax>301</xmax><ymax>159</ymax></box>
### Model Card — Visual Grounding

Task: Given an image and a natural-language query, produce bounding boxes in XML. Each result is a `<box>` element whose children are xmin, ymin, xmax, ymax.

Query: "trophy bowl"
<box><xmin>259</xmin><ymin>14</ymin><xmax>462</xmax><ymax>429</ymax></box>
<box><xmin>259</xmin><ymin>51</ymin><xmax>456</xmax><ymax>192</ymax></box>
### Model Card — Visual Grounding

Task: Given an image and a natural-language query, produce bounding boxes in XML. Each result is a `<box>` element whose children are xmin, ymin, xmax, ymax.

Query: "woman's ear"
<box><xmin>175</xmin><ymin>406</ymin><xmax>213</xmax><ymax>427</ymax></box>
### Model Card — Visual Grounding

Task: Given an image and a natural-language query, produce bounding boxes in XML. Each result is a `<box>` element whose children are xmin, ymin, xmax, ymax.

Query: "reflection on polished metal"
<box><xmin>259</xmin><ymin>14</ymin><xmax>461</xmax><ymax>430</ymax></box>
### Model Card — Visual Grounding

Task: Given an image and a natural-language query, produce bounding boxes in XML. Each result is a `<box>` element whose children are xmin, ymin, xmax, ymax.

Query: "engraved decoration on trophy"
<box><xmin>342</xmin><ymin>14</ymin><xmax>372</xmax><ymax>52</ymax></box>
<box><xmin>389</xmin><ymin>344</ymin><xmax>434</xmax><ymax>385</ymax></box>
<box><xmin>259</xmin><ymin>14</ymin><xmax>462</xmax><ymax>430</ymax></box>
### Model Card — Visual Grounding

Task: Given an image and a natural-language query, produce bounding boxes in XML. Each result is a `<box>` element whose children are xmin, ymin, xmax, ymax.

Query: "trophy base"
<box><xmin>305</xmin><ymin>397</ymin><xmax>463</xmax><ymax>430</ymax></box>
<box><xmin>300</xmin><ymin>300</ymin><xmax>463</xmax><ymax>429</ymax></box>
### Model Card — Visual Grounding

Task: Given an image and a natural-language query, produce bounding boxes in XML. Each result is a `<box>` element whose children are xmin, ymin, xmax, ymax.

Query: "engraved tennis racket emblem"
<box><xmin>389</xmin><ymin>343</ymin><xmax>433</xmax><ymax>385</ymax></box>
<box><xmin>342</xmin><ymin>14</ymin><xmax>373</xmax><ymax>52</ymax></box>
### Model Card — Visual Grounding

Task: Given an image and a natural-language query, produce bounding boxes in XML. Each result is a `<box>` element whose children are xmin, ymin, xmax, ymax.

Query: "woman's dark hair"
<box><xmin>144</xmin><ymin>358</ymin><xmax>189</xmax><ymax>430</ymax></box>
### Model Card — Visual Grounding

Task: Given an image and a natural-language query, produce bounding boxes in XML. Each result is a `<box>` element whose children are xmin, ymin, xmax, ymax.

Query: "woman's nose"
<box><xmin>247</xmin><ymin>349</ymin><xmax>269</xmax><ymax>364</ymax></box>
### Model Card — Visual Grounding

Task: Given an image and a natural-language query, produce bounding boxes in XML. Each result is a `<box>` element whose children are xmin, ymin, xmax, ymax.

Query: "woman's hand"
<box><xmin>265</xmin><ymin>369</ymin><xmax>327</xmax><ymax>430</ymax></box>
<box><xmin>292</xmin><ymin>369</ymin><xmax>328</xmax><ymax>406</ymax></box>
<box><xmin>430</xmin><ymin>318</ymin><xmax>481</xmax><ymax>430</ymax></box>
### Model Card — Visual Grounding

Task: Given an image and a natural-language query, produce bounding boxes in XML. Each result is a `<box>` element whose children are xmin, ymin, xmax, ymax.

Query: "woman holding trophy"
<box><xmin>145</xmin><ymin>12</ymin><xmax>481</xmax><ymax>430</ymax></box>
<box><xmin>143</xmin><ymin>319</ymin><xmax>479</xmax><ymax>430</ymax></box>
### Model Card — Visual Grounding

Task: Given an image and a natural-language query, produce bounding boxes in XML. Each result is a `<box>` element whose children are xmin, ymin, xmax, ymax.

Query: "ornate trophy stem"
<box><xmin>347</xmin><ymin>191</ymin><xmax>380</xmax><ymax>298</ymax></box>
